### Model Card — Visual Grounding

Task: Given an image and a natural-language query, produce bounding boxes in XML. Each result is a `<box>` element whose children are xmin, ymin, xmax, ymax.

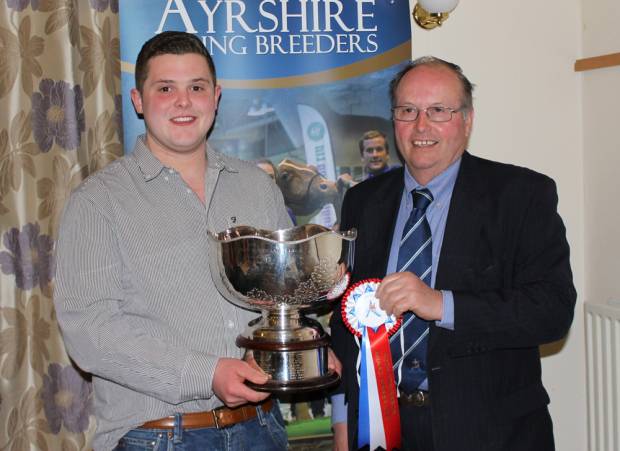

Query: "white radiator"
<box><xmin>586</xmin><ymin>301</ymin><xmax>620</xmax><ymax>451</ymax></box>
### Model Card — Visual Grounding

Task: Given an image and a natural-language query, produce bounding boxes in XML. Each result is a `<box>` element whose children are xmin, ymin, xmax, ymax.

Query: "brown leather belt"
<box><xmin>140</xmin><ymin>399</ymin><xmax>273</xmax><ymax>429</ymax></box>
<box><xmin>399</xmin><ymin>390</ymin><xmax>430</xmax><ymax>407</ymax></box>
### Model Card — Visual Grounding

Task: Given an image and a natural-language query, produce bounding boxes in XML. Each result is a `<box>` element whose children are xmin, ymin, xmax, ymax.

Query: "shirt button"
<box><xmin>164</xmin><ymin>176</ymin><xmax>169</xmax><ymax>181</ymax></box>
<box><xmin>227</xmin><ymin>320</ymin><xmax>235</xmax><ymax>329</ymax></box>
<box><xmin>168</xmin><ymin>169</ymin><xmax>174</xmax><ymax>174</ymax></box>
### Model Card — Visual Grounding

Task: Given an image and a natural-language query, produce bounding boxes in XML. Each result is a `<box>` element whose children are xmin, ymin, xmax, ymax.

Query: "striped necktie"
<box><xmin>390</xmin><ymin>188</ymin><xmax>433</xmax><ymax>393</ymax></box>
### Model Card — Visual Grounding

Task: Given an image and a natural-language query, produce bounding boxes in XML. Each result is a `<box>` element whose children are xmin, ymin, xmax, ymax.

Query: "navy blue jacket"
<box><xmin>330</xmin><ymin>152</ymin><xmax>576</xmax><ymax>451</ymax></box>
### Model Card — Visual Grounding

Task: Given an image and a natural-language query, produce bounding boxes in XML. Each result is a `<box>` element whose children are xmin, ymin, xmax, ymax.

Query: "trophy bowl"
<box><xmin>209</xmin><ymin>224</ymin><xmax>356</xmax><ymax>393</ymax></box>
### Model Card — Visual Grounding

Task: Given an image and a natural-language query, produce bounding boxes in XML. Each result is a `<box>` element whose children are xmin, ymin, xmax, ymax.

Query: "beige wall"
<box><xmin>581</xmin><ymin>0</ymin><xmax>620</xmax><ymax>307</ymax></box>
<box><xmin>580</xmin><ymin>2</ymin><xmax>620</xmax><ymax>446</ymax></box>
<box><xmin>407</xmin><ymin>0</ymin><xmax>587</xmax><ymax>449</ymax></box>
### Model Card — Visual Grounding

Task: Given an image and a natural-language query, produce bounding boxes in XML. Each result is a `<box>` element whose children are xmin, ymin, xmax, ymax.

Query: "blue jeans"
<box><xmin>113</xmin><ymin>404</ymin><xmax>288</xmax><ymax>451</ymax></box>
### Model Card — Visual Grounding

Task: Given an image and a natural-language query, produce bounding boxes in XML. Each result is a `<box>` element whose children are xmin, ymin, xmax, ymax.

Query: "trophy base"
<box><xmin>238</xmin><ymin>312</ymin><xmax>339</xmax><ymax>394</ymax></box>
<box><xmin>247</xmin><ymin>369</ymin><xmax>339</xmax><ymax>393</ymax></box>
<box><xmin>239</xmin><ymin>338</ymin><xmax>338</xmax><ymax>394</ymax></box>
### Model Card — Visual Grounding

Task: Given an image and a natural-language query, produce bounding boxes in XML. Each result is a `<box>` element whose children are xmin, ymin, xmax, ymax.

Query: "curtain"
<box><xmin>0</xmin><ymin>1</ymin><xmax>121</xmax><ymax>449</ymax></box>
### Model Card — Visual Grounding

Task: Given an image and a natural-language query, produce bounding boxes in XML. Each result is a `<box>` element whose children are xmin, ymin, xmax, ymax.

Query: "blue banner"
<box><xmin>120</xmin><ymin>2</ymin><xmax>411</xmax><ymax>188</ymax></box>
<box><xmin>121</xmin><ymin>0</ymin><xmax>410</xmax><ymax>80</ymax></box>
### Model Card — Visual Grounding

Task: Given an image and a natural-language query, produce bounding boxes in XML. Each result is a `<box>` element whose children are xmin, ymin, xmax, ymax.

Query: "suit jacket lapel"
<box><xmin>356</xmin><ymin>169</ymin><xmax>404</xmax><ymax>279</ymax></box>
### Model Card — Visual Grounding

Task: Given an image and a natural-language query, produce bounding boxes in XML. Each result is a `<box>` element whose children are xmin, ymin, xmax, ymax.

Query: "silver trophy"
<box><xmin>209</xmin><ymin>224</ymin><xmax>356</xmax><ymax>393</ymax></box>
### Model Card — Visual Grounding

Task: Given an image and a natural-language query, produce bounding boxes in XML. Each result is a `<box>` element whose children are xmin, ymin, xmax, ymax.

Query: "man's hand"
<box><xmin>332</xmin><ymin>422</ymin><xmax>348</xmax><ymax>451</ymax></box>
<box><xmin>375</xmin><ymin>272</ymin><xmax>443</xmax><ymax>321</ymax></box>
<box><xmin>212</xmin><ymin>358</ymin><xmax>270</xmax><ymax>407</ymax></box>
<box><xmin>328</xmin><ymin>348</ymin><xmax>342</xmax><ymax>376</ymax></box>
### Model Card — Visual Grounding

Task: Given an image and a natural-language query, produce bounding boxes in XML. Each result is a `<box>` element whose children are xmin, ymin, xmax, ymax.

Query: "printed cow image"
<box><xmin>276</xmin><ymin>159</ymin><xmax>343</xmax><ymax>221</ymax></box>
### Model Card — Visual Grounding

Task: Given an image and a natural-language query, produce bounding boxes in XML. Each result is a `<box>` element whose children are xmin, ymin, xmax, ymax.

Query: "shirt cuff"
<box><xmin>435</xmin><ymin>290</ymin><xmax>455</xmax><ymax>330</ymax></box>
<box><xmin>178</xmin><ymin>352</ymin><xmax>219</xmax><ymax>401</ymax></box>
<box><xmin>331</xmin><ymin>393</ymin><xmax>347</xmax><ymax>424</ymax></box>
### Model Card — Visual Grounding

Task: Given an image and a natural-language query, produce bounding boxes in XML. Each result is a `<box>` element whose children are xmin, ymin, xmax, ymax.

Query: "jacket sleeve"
<box><xmin>329</xmin><ymin>188</ymin><xmax>358</xmax><ymax>396</ymax></box>
<box><xmin>447</xmin><ymin>175</ymin><xmax>576</xmax><ymax>354</ymax></box>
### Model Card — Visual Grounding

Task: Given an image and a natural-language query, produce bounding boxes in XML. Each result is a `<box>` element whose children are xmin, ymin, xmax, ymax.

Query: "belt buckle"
<box><xmin>413</xmin><ymin>390</ymin><xmax>426</xmax><ymax>407</ymax></box>
<box><xmin>211</xmin><ymin>407</ymin><xmax>223</xmax><ymax>429</ymax></box>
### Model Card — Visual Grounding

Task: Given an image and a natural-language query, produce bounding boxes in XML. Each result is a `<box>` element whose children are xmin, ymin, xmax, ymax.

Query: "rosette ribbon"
<box><xmin>342</xmin><ymin>279</ymin><xmax>402</xmax><ymax>451</ymax></box>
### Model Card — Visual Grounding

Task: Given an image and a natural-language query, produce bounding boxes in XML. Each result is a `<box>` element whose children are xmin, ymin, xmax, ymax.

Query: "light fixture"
<box><xmin>413</xmin><ymin>0</ymin><xmax>459</xmax><ymax>30</ymax></box>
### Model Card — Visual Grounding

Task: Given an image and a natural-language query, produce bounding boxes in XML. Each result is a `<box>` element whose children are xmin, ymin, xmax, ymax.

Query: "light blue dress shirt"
<box><xmin>386</xmin><ymin>157</ymin><xmax>460</xmax><ymax>330</ymax></box>
<box><xmin>331</xmin><ymin>157</ymin><xmax>461</xmax><ymax>424</ymax></box>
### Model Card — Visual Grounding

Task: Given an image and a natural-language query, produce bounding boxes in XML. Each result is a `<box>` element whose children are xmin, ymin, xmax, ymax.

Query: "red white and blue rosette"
<box><xmin>342</xmin><ymin>279</ymin><xmax>402</xmax><ymax>451</ymax></box>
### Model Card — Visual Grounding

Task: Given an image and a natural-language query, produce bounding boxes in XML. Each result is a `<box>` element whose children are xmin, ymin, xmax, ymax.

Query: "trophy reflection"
<box><xmin>209</xmin><ymin>224</ymin><xmax>356</xmax><ymax>393</ymax></box>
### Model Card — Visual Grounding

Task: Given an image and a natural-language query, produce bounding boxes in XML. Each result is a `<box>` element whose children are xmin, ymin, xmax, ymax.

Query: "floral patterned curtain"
<box><xmin>0</xmin><ymin>1</ymin><xmax>121</xmax><ymax>449</ymax></box>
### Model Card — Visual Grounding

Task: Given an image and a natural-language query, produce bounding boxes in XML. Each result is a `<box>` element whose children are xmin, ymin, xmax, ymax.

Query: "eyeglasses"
<box><xmin>392</xmin><ymin>105</ymin><xmax>464</xmax><ymax>123</ymax></box>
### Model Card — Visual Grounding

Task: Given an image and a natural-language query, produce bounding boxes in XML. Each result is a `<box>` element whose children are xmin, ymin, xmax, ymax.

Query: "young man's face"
<box><xmin>361</xmin><ymin>136</ymin><xmax>389</xmax><ymax>175</ymax></box>
<box><xmin>130</xmin><ymin>53</ymin><xmax>221</xmax><ymax>158</ymax></box>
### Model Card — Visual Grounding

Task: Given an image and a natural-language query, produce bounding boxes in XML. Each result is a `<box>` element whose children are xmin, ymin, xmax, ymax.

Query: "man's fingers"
<box><xmin>230</xmin><ymin>365</ymin><xmax>271</xmax><ymax>404</ymax></box>
<box><xmin>213</xmin><ymin>358</ymin><xmax>271</xmax><ymax>407</ymax></box>
<box><xmin>243</xmin><ymin>352</ymin><xmax>267</xmax><ymax>374</ymax></box>
<box><xmin>235</xmin><ymin>384</ymin><xmax>270</xmax><ymax>404</ymax></box>
<box><xmin>241</xmin><ymin>362</ymin><xmax>270</xmax><ymax>385</ymax></box>
<box><xmin>376</xmin><ymin>273</ymin><xmax>403</xmax><ymax>298</ymax></box>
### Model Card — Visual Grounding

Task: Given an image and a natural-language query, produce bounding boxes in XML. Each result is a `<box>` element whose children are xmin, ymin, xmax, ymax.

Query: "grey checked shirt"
<box><xmin>54</xmin><ymin>136</ymin><xmax>291</xmax><ymax>450</ymax></box>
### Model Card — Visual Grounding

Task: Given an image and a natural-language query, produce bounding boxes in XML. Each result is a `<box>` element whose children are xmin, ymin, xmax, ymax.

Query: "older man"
<box><xmin>330</xmin><ymin>56</ymin><xmax>576</xmax><ymax>451</ymax></box>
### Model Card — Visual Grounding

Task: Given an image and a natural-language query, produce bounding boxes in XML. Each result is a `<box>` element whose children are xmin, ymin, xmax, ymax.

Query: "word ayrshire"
<box><xmin>157</xmin><ymin>0</ymin><xmax>380</xmax><ymax>55</ymax></box>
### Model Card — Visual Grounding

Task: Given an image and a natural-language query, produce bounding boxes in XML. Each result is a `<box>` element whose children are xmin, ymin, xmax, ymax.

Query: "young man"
<box><xmin>330</xmin><ymin>57</ymin><xmax>576</xmax><ymax>450</ymax></box>
<box><xmin>54</xmin><ymin>32</ymin><xmax>292</xmax><ymax>450</ymax></box>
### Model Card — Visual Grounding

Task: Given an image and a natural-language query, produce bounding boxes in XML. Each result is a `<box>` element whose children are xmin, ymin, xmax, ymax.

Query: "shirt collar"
<box><xmin>206</xmin><ymin>145</ymin><xmax>238</xmax><ymax>174</ymax></box>
<box><xmin>133</xmin><ymin>136</ymin><xmax>165</xmax><ymax>181</ymax></box>
<box><xmin>403</xmin><ymin>155</ymin><xmax>462</xmax><ymax>205</ymax></box>
<box><xmin>133</xmin><ymin>135</ymin><xmax>238</xmax><ymax>181</ymax></box>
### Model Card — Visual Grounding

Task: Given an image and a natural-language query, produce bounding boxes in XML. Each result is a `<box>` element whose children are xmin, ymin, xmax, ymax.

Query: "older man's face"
<box><xmin>393</xmin><ymin>65</ymin><xmax>473</xmax><ymax>185</ymax></box>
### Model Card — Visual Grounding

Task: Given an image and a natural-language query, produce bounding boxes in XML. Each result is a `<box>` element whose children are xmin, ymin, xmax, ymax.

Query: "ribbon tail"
<box><xmin>366</xmin><ymin>334</ymin><xmax>385</xmax><ymax>450</ymax></box>
<box><xmin>368</xmin><ymin>325</ymin><xmax>402</xmax><ymax>451</ymax></box>
<box><xmin>358</xmin><ymin>328</ymin><xmax>371</xmax><ymax>449</ymax></box>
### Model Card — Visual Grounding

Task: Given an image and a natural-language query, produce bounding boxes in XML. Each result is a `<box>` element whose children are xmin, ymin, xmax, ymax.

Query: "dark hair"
<box><xmin>389</xmin><ymin>56</ymin><xmax>475</xmax><ymax>112</ymax></box>
<box><xmin>134</xmin><ymin>31</ymin><xmax>216</xmax><ymax>93</ymax></box>
<box><xmin>358</xmin><ymin>130</ymin><xmax>389</xmax><ymax>156</ymax></box>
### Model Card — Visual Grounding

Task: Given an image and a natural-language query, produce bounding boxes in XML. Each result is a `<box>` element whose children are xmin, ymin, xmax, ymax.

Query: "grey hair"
<box><xmin>389</xmin><ymin>56</ymin><xmax>475</xmax><ymax>112</ymax></box>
